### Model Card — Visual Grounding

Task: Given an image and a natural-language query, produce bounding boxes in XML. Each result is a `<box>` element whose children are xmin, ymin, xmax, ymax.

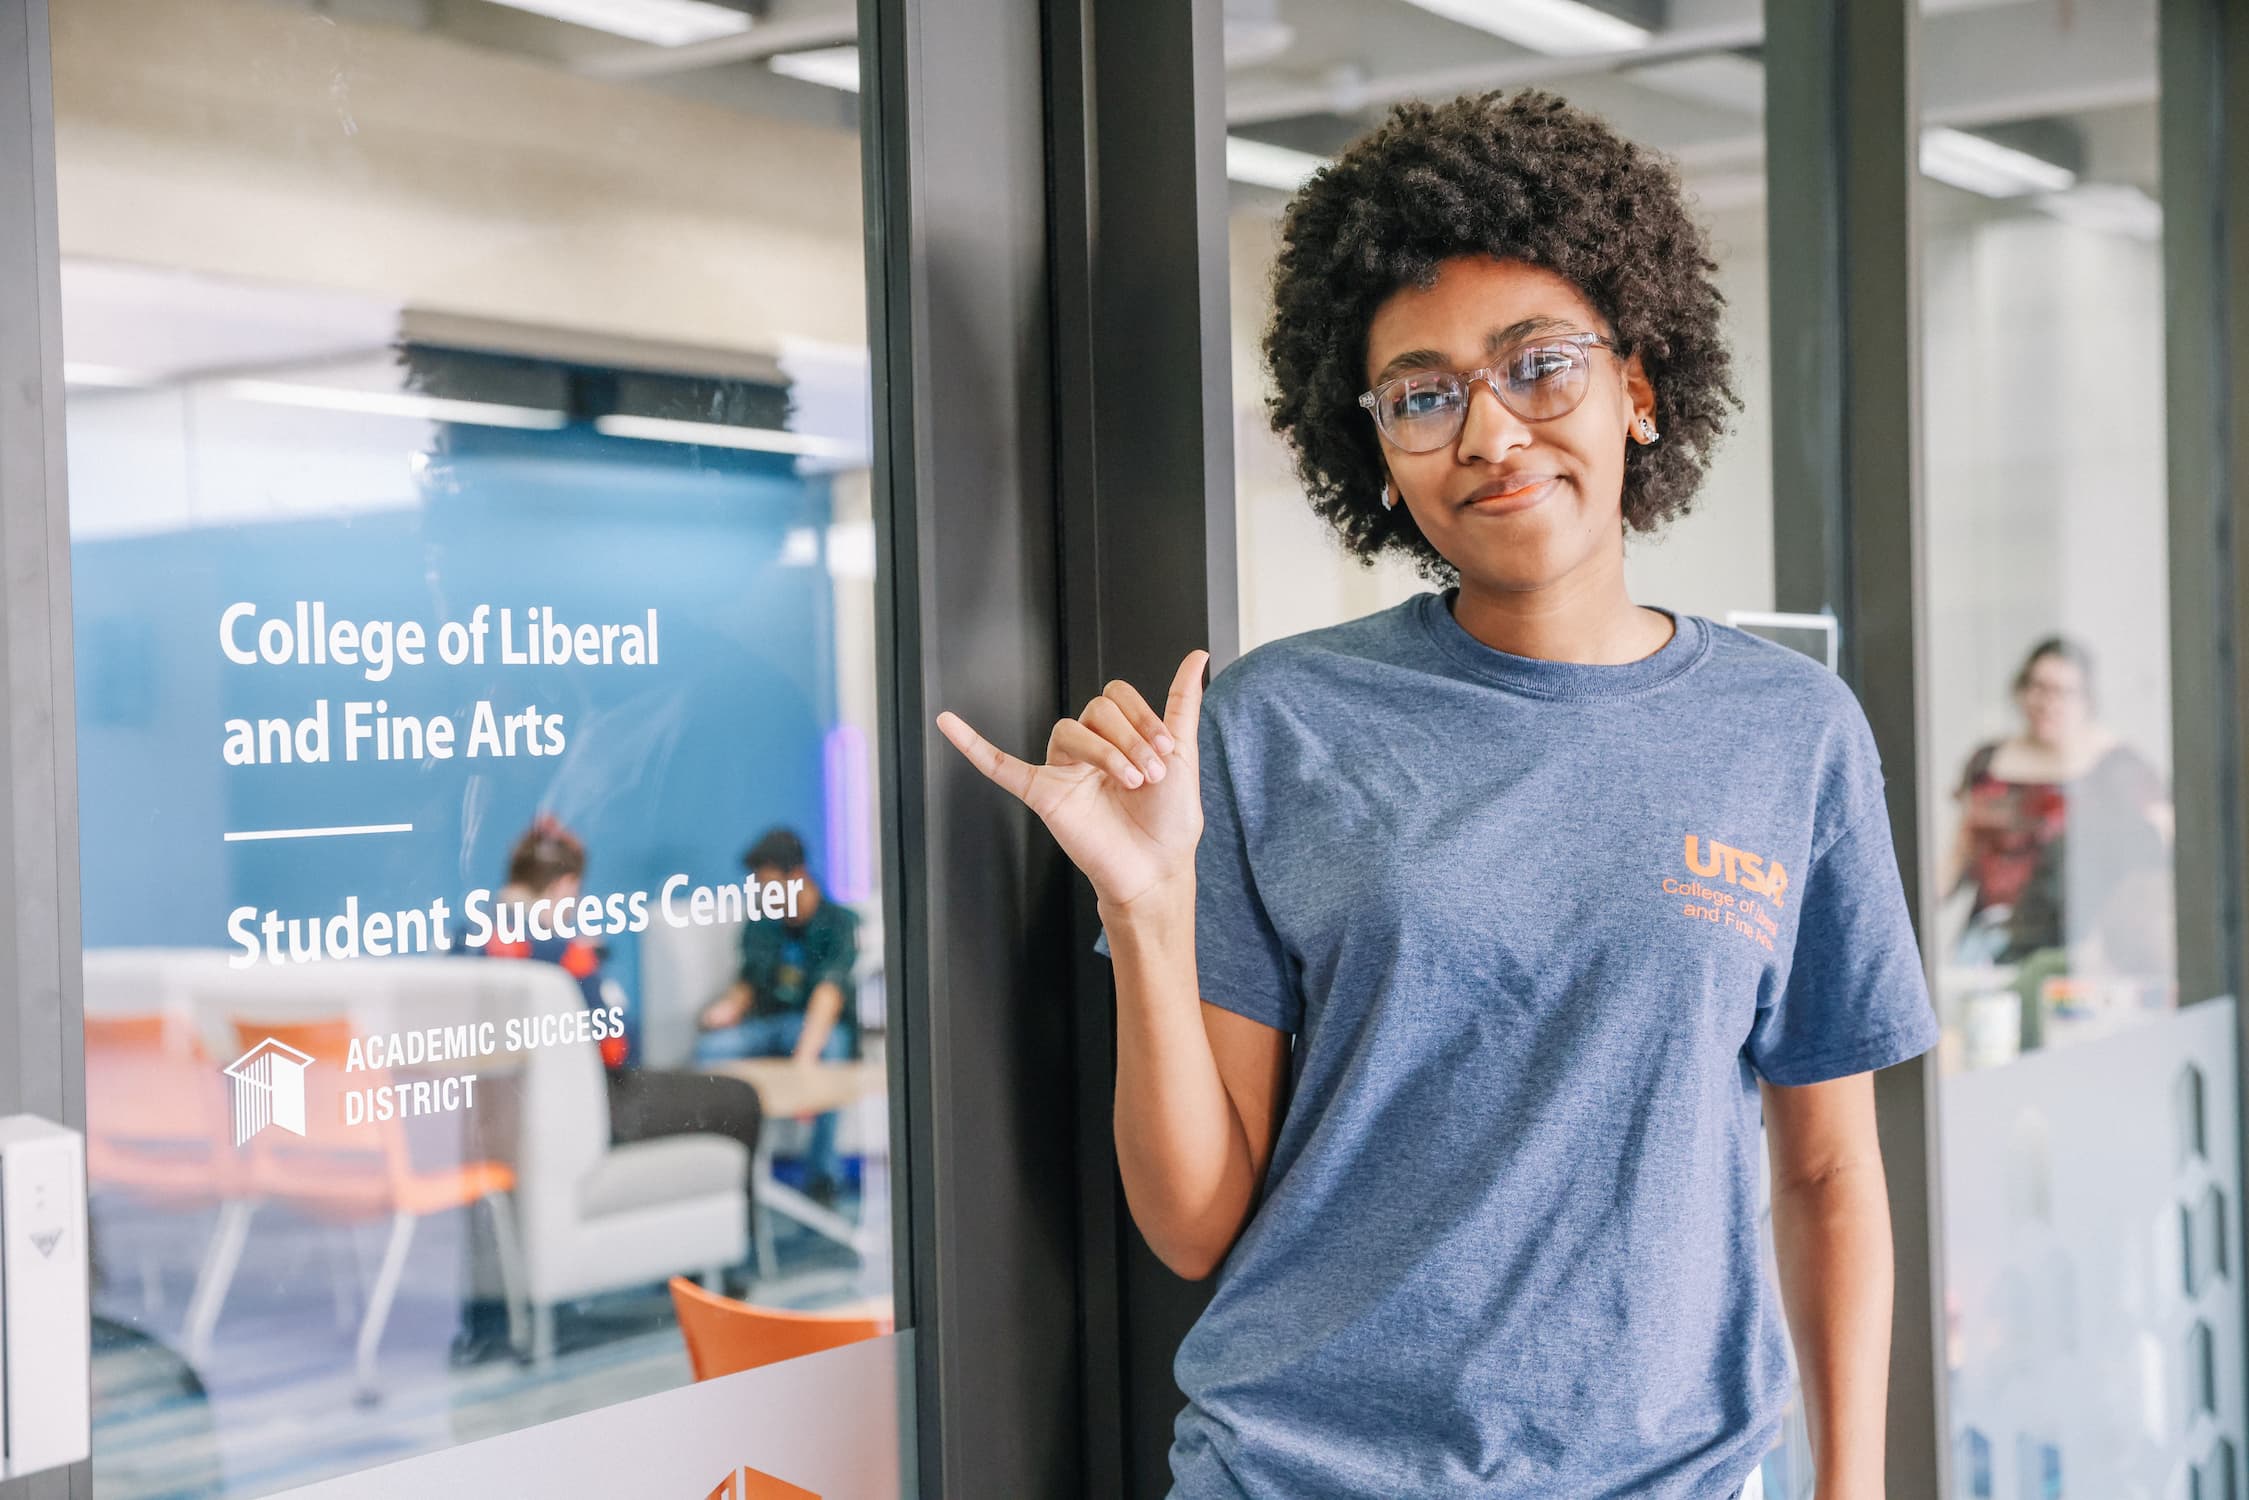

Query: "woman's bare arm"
<box><xmin>1762</xmin><ymin>1072</ymin><xmax>1893</xmax><ymax>1500</ymax></box>
<box><xmin>1105</xmin><ymin>878</ymin><xmax>1291</xmax><ymax>1277</ymax></box>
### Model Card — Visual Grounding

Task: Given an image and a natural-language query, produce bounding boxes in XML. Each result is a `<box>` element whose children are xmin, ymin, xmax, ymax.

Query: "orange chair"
<box><xmin>84</xmin><ymin>1013</ymin><xmax>233</xmax><ymax>1200</ymax></box>
<box><xmin>668</xmin><ymin>1275</ymin><xmax>892</xmax><ymax>1381</ymax></box>
<box><xmin>84</xmin><ymin>1013</ymin><xmax>241</xmax><ymax>1322</ymax></box>
<box><xmin>192</xmin><ymin>1017</ymin><xmax>525</xmax><ymax>1397</ymax></box>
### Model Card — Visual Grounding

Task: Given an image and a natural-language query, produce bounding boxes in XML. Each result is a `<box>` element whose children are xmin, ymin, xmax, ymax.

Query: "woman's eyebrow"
<box><xmin>1484</xmin><ymin>315</ymin><xmax>1581</xmax><ymax>350</ymax></box>
<box><xmin>1369</xmin><ymin>347</ymin><xmax>1452</xmax><ymax>383</ymax></box>
<box><xmin>1369</xmin><ymin>317</ymin><xmax>1588</xmax><ymax>384</ymax></box>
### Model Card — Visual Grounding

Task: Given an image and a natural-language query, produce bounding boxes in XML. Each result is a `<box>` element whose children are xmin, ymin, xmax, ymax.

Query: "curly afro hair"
<box><xmin>1261</xmin><ymin>89</ymin><xmax>1738</xmax><ymax>583</ymax></box>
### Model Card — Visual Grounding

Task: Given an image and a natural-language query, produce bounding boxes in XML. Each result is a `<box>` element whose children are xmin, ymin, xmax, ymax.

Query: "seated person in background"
<box><xmin>695</xmin><ymin>826</ymin><xmax>861</xmax><ymax>1205</ymax></box>
<box><xmin>477</xmin><ymin>814</ymin><xmax>764</xmax><ymax>1179</ymax></box>
<box><xmin>451</xmin><ymin>815</ymin><xmax>768</xmax><ymax>1355</ymax></box>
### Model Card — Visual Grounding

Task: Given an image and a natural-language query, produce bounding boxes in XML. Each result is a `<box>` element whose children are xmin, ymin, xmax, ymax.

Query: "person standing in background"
<box><xmin>1940</xmin><ymin>636</ymin><xmax>2171</xmax><ymax>964</ymax></box>
<box><xmin>695</xmin><ymin>826</ymin><xmax>861</xmax><ymax>1206</ymax></box>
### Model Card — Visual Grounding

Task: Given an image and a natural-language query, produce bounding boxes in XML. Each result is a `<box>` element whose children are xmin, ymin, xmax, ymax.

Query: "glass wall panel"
<box><xmin>1915</xmin><ymin>0</ymin><xmax>2246</xmax><ymax>1492</ymax></box>
<box><xmin>54</xmin><ymin>2</ymin><xmax>901</xmax><ymax>1495</ymax></box>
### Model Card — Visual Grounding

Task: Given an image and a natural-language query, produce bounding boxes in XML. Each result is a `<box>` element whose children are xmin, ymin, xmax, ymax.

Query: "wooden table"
<box><xmin>706</xmin><ymin>1056</ymin><xmax>884</xmax><ymax>1117</ymax></box>
<box><xmin>703</xmin><ymin>1057</ymin><xmax>887</xmax><ymax>1264</ymax></box>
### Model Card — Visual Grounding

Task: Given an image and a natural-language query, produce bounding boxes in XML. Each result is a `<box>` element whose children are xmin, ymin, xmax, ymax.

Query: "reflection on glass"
<box><xmin>1920</xmin><ymin>1</ymin><xmax>2246</xmax><ymax>1494</ymax></box>
<box><xmin>60</xmin><ymin>0</ymin><xmax>895</xmax><ymax>1494</ymax></box>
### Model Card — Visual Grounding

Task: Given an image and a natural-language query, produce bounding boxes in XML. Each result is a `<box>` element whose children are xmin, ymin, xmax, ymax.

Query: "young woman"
<box><xmin>938</xmin><ymin>90</ymin><xmax>1938</xmax><ymax>1500</ymax></box>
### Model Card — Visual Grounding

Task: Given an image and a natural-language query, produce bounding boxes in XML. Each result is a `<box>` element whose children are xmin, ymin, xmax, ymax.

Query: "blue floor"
<box><xmin>88</xmin><ymin>1188</ymin><xmax>883</xmax><ymax>1500</ymax></box>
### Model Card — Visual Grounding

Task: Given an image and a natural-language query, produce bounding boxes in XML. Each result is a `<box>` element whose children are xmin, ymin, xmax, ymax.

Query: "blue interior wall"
<box><xmin>73</xmin><ymin>423</ymin><xmax>839</xmax><ymax>1027</ymax></box>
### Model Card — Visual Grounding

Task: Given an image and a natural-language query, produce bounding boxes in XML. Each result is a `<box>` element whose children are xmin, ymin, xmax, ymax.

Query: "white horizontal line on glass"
<box><xmin>222</xmin><ymin>823</ymin><xmax>414</xmax><ymax>843</ymax></box>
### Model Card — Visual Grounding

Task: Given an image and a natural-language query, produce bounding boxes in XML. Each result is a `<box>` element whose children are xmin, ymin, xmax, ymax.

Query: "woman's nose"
<box><xmin>1455</xmin><ymin>377</ymin><xmax>1532</xmax><ymax>460</ymax></box>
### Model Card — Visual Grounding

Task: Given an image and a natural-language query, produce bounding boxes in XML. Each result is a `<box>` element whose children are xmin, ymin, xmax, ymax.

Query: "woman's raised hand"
<box><xmin>934</xmin><ymin>650</ymin><xmax>1209</xmax><ymax>910</ymax></box>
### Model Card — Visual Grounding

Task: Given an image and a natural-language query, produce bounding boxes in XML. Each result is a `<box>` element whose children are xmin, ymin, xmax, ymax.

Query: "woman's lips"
<box><xmin>1461</xmin><ymin>475</ymin><xmax>1557</xmax><ymax>515</ymax></box>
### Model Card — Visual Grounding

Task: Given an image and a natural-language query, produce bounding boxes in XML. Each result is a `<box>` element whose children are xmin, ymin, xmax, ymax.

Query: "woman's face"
<box><xmin>1362</xmin><ymin>254</ymin><xmax>1654</xmax><ymax>596</ymax></box>
<box><xmin>2017</xmin><ymin>654</ymin><xmax>2089</xmax><ymax>744</ymax></box>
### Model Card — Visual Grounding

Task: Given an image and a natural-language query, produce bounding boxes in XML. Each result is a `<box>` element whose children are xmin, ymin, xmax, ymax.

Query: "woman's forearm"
<box><xmin>1769</xmin><ymin>1158</ymin><xmax>1895</xmax><ymax>1499</ymax></box>
<box><xmin>1103</xmin><ymin>879</ymin><xmax>1260</xmax><ymax>1279</ymax></box>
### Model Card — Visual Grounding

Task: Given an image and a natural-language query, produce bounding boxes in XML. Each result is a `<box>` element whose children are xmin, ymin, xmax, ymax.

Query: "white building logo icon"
<box><xmin>223</xmin><ymin>1037</ymin><xmax>313</xmax><ymax>1146</ymax></box>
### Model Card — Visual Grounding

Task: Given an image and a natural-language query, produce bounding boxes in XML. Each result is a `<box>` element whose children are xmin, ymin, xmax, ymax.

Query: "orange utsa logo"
<box><xmin>704</xmin><ymin>1464</ymin><xmax>821</xmax><ymax>1499</ymax></box>
<box><xmin>1683</xmin><ymin>834</ymin><xmax>1789</xmax><ymax>908</ymax></box>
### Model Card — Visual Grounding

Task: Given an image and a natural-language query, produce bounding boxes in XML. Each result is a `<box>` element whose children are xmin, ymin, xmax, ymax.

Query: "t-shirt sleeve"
<box><xmin>1747</xmin><ymin>798</ymin><xmax>1943</xmax><ymax>1086</ymax></box>
<box><xmin>1091</xmin><ymin>710</ymin><xmax>1302</xmax><ymax>1033</ymax></box>
<box><xmin>813</xmin><ymin>910</ymin><xmax>859</xmax><ymax>988</ymax></box>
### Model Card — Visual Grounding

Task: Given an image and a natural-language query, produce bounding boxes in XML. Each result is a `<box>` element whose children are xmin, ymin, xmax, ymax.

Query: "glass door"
<box><xmin>52</xmin><ymin>0</ymin><xmax>910</xmax><ymax>1493</ymax></box>
<box><xmin>1913</xmin><ymin>0</ymin><xmax>2249</xmax><ymax>1494</ymax></box>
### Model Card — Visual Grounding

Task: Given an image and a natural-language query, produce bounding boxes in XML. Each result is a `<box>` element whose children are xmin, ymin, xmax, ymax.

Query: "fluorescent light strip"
<box><xmin>1397</xmin><ymin>0</ymin><xmax>1649</xmax><ymax>56</ymax></box>
<box><xmin>224</xmin><ymin>823</ymin><xmax>414</xmax><ymax>842</ymax></box>
<box><xmin>219</xmin><ymin>380</ymin><xmax>567</xmax><ymax>430</ymax></box>
<box><xmin>63</xmin><ymin>362</ymin><xmax>156</xmax><ymax>390</ymax></box>
<box><xmin>479</xmin><ymin>0</ymin><xmax>750</xmax><ymax>47</ymax></box>
<box><xmin>1225</xmin><ymin>136</ymin><xmax>1328</xmax><ymax>192</ymax></box>
<box><xmin>768</xmin><ymin>44</ymin><xmax>861</xmax><ymax>92</ymax></box>
<box><xmin>1920</xmin><ymin>127</ymin><xmax>2077</xmax><ymax>199</ymax></box>
<box><xmin>593</xmin><ymin>413</ymin><xmax>856</xmax><ymax>458</ymax></box>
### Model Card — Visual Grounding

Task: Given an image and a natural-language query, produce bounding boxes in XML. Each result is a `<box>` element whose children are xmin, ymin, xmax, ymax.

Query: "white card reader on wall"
<box><xmin>0</xmin><ymin>1114</ymin><xmax>90</xmax><ymax>1478</ymax></box>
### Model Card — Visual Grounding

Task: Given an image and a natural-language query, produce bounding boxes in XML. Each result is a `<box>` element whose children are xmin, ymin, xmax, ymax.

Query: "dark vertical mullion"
<box><xmin>852</xmin><ymin>0</ymin><xmax>933</xmax><ymax>1481</ymax></box>
<box><xmin>2170</xmin><ymin>10</ymin><xmax>2249</xmax><ymax>994</ymax></box>
<box><xmin>2160</xmin><ymin>0</ymin><xmax>2249</xmax><ymax>1447</ymax></box>
<box><xmin>1764</xmin><ymin>2</ymin><xmax>1847</xmax><ymax>635</ymax></box>
<box><xmin>2157</xmin><ymin>0</ymin><xmax>2239</xmax><ymax>1017</ymax></box>
<box><xmin>1045</xmin><ymin>0</ymin><xmax>1237</xmax><ymax>1493</ymax></box>
<box><xmin>857</xmin><ymin>0</ymin><xmax>1083</xmax><ymax>1492</ymax></box>
<box><xmin>1042</xmin><ymin>3</ymin><xmax>1128</xmax><ymax>1493</ymax></box>
<box><xmin>1765</xmin><ymin>1</ymin><xmax>1948</xmax><ymax>1495</ymax></box>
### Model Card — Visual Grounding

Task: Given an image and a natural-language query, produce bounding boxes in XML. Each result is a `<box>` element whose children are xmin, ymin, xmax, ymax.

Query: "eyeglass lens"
<box><xmin>1372</xmin><ymin>341</ymin><xmax>1592</xmax><ymax>452</ymax></box>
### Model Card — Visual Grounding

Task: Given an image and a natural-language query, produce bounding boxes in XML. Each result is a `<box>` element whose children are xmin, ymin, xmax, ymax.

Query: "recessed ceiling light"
<box><xmin>1225</xmin><ymin>136</ymin><xmax>1328</xmax><ymax>192</ymax></box>
<box><xmin>219</xmin><ymin>380</ymin><xmax>568</xmax><ymax>430</ymax></box>
<box><xmin>479</xmin><ymin>0</ymin><xmax>752</xmax><ymax>48</ymax></box>
<box><xmin>769</xmin><ymin>45</ymin><xmax>862</xmax><ymax>92</ymax></box>
<box><xmin>62</xmin><ymin>363</ymin><xmax>154</xmax><ymax>390</ymax></box>
<box><xmin>1397</xmin><ymin>0</ymin><xmax>1649</xmax><ymax>56</ymax></box>
<box><xmin>1920</xmin><ymin>127</ymin><xmax>2077</xmax><ymax>198</ymax></box>
<box><xmin>594</xmin><ymin>413</ymin><xmax>857</xmax><ymax>457</ymax></box>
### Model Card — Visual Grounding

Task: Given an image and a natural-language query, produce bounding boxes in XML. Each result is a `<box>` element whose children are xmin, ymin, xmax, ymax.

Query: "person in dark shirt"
<box><xmin>693</xmin><ymin>826</ymin><xmax>860</xmax><ymax>1202</ymax></box>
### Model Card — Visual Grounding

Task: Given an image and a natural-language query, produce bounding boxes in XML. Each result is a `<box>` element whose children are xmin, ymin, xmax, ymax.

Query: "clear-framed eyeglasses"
<box><xmin>1357</xmin><ymin>331</ymin><xmax>1622</xmax><ymax>453</ymax></box>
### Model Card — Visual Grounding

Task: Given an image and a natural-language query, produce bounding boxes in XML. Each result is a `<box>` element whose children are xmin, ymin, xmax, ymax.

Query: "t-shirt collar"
<box><xmin>1414</xmin><ymin>586</ymin><xmax>1709</xmax><ymax>699</ymax></box>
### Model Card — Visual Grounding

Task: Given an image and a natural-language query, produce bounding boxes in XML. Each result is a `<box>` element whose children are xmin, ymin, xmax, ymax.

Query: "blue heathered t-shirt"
<box><xmin>1094</xmin><ymin>586</ymin><xmax>1940</xmax><ymax>1499</ymax></box>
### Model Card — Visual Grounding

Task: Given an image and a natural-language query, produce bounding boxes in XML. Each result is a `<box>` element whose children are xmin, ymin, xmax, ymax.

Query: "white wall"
<box><xmin>1229</xmin><ymin>206</ymin><xmax>1427</xmax><ymax>651</ymax></box>
<box><xmin>1919</xmin><ymin>193</ymin><xmax>2173</xmax><ymax>802</ymax></box>
<box><xmin>51</xmin><ymin>0</ymin><xmax>868</xmax><ymax>358</ymax></box>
